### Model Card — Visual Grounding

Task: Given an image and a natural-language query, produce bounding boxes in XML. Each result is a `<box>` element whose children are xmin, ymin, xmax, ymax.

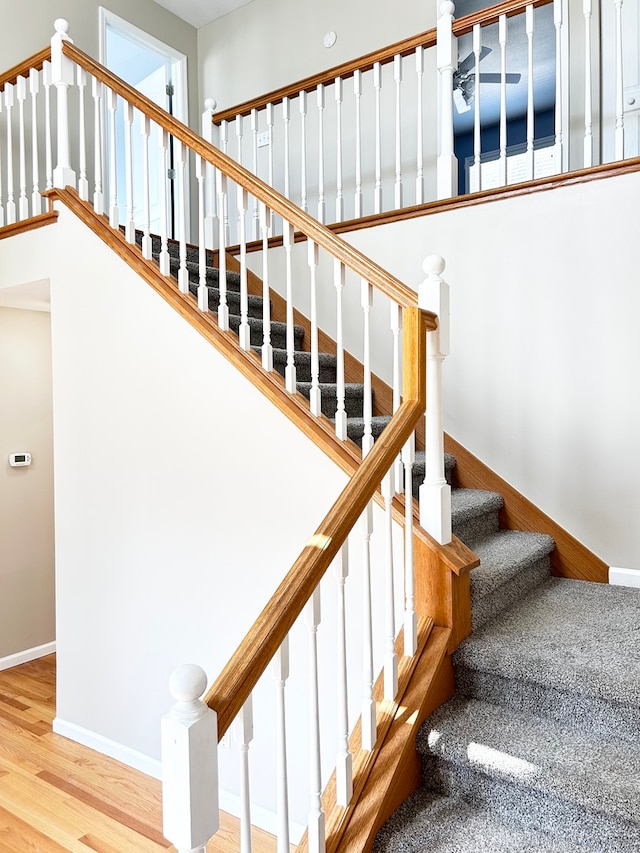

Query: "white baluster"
<box><xmin>158</xmin><ymin>127</ymin><xmax>171</xmax><ymax>276</ymax></box>
<box><xmin>391</xmin><ymin>302</ymin><xmax>403</xmax><ymax>488</ymax></box>
<box><xmin>238</xmin><ymin>187</ymin><xmax>251</xmax><ymax>350</ymax></box>
<box><xmin>140</xmin><ymin>114</ymin><xmax>152</xmax><ymax>259</ymax></box>
<box><xmin>272</xmin><ymin>639</ymin><xmax>290</xmax><ymax>853</ymax></box>
<box><xmin>107</xmin><ymin>87</ymin><xmax>119</xmax><ymax>228</ymax></box>
<box><xmin>498</xmin><ymin>14</ymin><xmax>508</xmax><ymax>186</ymax></box>
<box><xmin>554</xmin><ymin>0</ymin><xmax>564</xmax><ymax>170</ymax></box>
<box><xmin>284</xmin><ymin>222</ymin><xmax>296</xmax><ymax>393</ymax></box>
<box><xmin>334</xmin><ymin>260</ymin><xmax>347</xmax><ymax>440</ymax></box>
<box><xmin>300</xmin><ymin>91</ymin><xmax>308</xmax><ymax>212</ymax></box>
<box><xmin>42</xmin><ymin>61</ymin><xmax>53</xmax><ymax>192</ymax></box>
<box><xmin>4</xmin><ymin>83</ymin><xmax>16</xmax><ymax>224</ymax></box>
<box><xmin>583</xmin><ymin>0</ymin><xmax>593</xmax><ymax>167</ymax></box>
<box><xmin>202</xmin><ymin>98</ymin><xmax>217</xmax><ymax>250</ymax></box>
<box><xmin>374</xmin><ymin>62</ymin><xmax>383</xmax><ymax>214</ymax></box>
<box><xmin>471</xmin><ymin>25</ymin><xmax>482</xmax><ymax>192</ymax></box>
<box><xmin>354</xmin><ymin>70</ymin><xmax>363</xmax><ymax>217</ymax></box>
<box><xmin>402</xmin><ymin>432</ymin><xmax>417</xmax><ymax>657</ymax></box>
<box><xmin>251</xmin><ymin>108</ymin><xmax>259</xmax><ymax>240</ymax></box>
<box><xmin>437</xmin><ymin>1</ymin><xmax>458</xmax><ymax>197</ymax></box>
<box><xmin>236</xmin><ymin>113</ymin><xmax>244</xmax><ymax>168</ymax></box>
<box><xmin>419</xmin><ymin>255</ymin><xmax>452</xmax><ymax>545</ymax></box>
<box><xmin>614</xmin><ymin>0</ymin><xmax>625</xmax><ymax>160</ymax></box>
<box><xmin>51</xmin><ymin>19</ymin><xmax>76</xmax><ymax>190</ymax></box>
<box><xmin>235</xmin><ymin>697</ymin><xmax>254</xmax><ymax>853</ymax></box>
<box><xmin>306</xmin><ymin>589</ymin><xmax>325</xmax><ymax>853</ymax></box>
<box><xmin>394</xmin><ymin>55</ymin><xmax>403</xmax><ymax>209</ymax></box>
<box><xmin>92</xmin><ymin>78</ymin><xmax>104</xmax><ymax>215</ymax></box>
<box><xmin>260</xmin><ymin>202</ymin><xmax>273</xmax><ymax>370</ymax></box>
<box><xmin>415</xmin><ymin>46</ymin><xmax>425</xmax><ymax>205</ymax></box>
<box><xmin>382</xmin><ymin>467</ymin><xmax>398</xmax><ymax>700</ymax></box>
<box><xmin>77</xmin><ymin>66</ymin><xmax>89</xmax><ymax>201</ymax></box>
<box><xmin>220</xmin><ymin>121</ymin><xmax>230</xmax><ymax>246</ymax></box>
<box><xmin>16</xmin><ymin>76</ymin><xmax>28</xmax><ymax>220</ymax></box>
<box><xmin>197</xmin><ymin>154</ymin><xmax>208</xmax><ymax>312</ymax></box>
<box><xmin>361</xmin><ymin>501</ymin><xmax>376</xmax><ymax>751</ymax></box>
<box><xmin>283</xmin><ymin>97</ymin><xmax>291</xmax><ymax>199</ymax></box>
<box><xmin>124</xmin><ymin>101</ymin><xmax>135</xmax><ymax>242</ymax></box>
<box><xmin>361</xmin><ymin>280</ymin><xmax>374</xmax><ymax>456</ymax></box>
<box><xmin>0</xmin><ymin>96</ymin><xmax>4</xmax><ymax>227</ymax></box>
<box><xmin>161</xmin><ymin>665</ymin><xmax>219</xmax><ymax>853</ymax></box>
<box><xmin>335</xmin><ymin>545</ymin><xmax>353</xmax><ymax>806</ymax></box>
<box><xmin>266</xmin><ymin>102</ymin><xmax>275</xmax><ymax>231</ymax></box>
<box><xmin>317</xmin><ymin>84</ymin><xmax>325</xmax><ymax>223</ymax></box>
<box><xmin>217</xmin><ymin>170</ymin><xmax>229</xmax><ymax>331</ymax></box>
<box><xmin>177</xmin><ymin>140</ymin><xmax>189</xmax><ymax>293</ymax></box>
<box><xmin>526</xmin><ymin>5</ymin><xmax>535</xmax><ymax>181</ymax></box>
<box><xmin>335</xmin><ymin>77</ymin><xmax>344</xmax><ymax>222</ymax></box>
<box><xmin>308</xmin><ymin>241</ymin><xmax>321</xmax><ymax>416</ymax></box>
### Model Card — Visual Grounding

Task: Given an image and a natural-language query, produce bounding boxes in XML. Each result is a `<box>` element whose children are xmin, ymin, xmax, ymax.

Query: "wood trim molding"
<box><xmin>444</xmin><ymin>433</ymin><xmax>609</xmax><ymax>583</ymax></box>
<box><xmin>62</xmin><ymin>41</ymin><xmax>433</xmax><ymax>315</ymax></box>
<box><xmin>453</xmin><ymin>0</ymin><xmax>553</xmax><ymax>35</ymax></box>
<box><xmin>0</xmin><ymin>47</ymin><xmax>50</xmax><ymax>90</ymax></box>
<box><xmin>0</xmin><ymin>211</ymin><xmax>58</xmax><ymax>241</ymax></box>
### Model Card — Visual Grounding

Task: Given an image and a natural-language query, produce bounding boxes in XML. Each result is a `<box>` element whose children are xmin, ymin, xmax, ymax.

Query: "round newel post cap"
<box><xmin>423</xmin><ymin>255</ymin><xmax>446</xmax><ymax>277</ymax></box>
<box><xmin>54</xmin><ymin>19</ymin><xmax>70</xmax><ymax>36</ymax></box>
<box><xmin>169</xmin><ymin>664</ymin><xmax>208</xmax><ymax>703</ymax></box>
<box><xmin>204</xmin><ymin>98</ymin><xmax>217</xmax><ymax>111</ymax></box>
<box><xmin>440</xmin><ymin>1</ymin><xmax>456</xmax><ymax>17</ymax></box>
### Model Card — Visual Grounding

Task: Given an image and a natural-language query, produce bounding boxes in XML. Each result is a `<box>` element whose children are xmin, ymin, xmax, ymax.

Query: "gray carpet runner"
<box><xmin>143</xmin><ymin>234</ymin><xmax>640</xmax><ymax>852</ymax></box>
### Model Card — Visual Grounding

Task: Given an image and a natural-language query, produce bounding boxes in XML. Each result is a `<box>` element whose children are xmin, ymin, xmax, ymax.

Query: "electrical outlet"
<box><xmin>257</xmin><ymin>131</ymin><xmax>271</xmax><ymax>148</ymax></box>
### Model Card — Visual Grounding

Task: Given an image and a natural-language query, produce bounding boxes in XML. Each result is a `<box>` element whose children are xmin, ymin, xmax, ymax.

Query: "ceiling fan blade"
<box><xmin>476</xmin><ymin>72</ymin><xmax>522</xmax><ymax>85</ymax></box>
<box><xmin>458</xmin><ymin>45</ymin><xmax>492</xmax><ymax>76</ymax></box>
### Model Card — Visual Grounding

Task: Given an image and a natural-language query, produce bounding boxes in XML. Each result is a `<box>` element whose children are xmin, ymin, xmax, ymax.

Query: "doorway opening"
<box><xmin>98</xmin><ymin>8</ymin><xmax>189</xmax><ymax>240</ymax></box>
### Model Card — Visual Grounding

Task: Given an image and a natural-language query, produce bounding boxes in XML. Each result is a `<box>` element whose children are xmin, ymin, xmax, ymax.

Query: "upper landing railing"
<box><xmin>205</xmin><ymin>0</ymin><xmax>633</xmax><ymax>237</ymax></box>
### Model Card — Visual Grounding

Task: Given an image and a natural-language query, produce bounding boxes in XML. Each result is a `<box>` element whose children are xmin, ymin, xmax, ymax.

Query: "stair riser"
<box><xmin>189</xmin><ymin>285</ymin><xmax>265</xmax><ymax>319</ymax></box>
<box><xmin>422</xmin><ymin>760</ymin><xmax>640</xmax><ymax>853</ymax></box>
<box><xmin>228</xmin><ymin>318</ymin><xmax>304</xmax><ymax>351</ymax></box>
<box><xmin>453</xmin><ymin>509</ymin><xmax>500</xmax><ymax>545</ymax></box>
<box><xmin>270</xmin><ymin>352</ymin><xmax>337</xmax><ymax>384</ymax></box>
<box><xmin>454</xmin><ymin>666</ymin><xmax>640</xmax><ymax>745</ymax></box>
<box><xmin>471</xmin><ymin>555</ymin><xmax>552</xmax><ymax>630</ymax></box>
<box><xmin>297</xmin><ymin>386</ymin><xmax>367</xmax><ymax>421</ymax></box>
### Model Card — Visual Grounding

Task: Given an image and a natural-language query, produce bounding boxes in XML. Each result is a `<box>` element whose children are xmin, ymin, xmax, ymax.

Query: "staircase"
<box><xmin>142</xmin><ymin>233</ymin><xmax>639</xmax><ymax>852</ymax></box>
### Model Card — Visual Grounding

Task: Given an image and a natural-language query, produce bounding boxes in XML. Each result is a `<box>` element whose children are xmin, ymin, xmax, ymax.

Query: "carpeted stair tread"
<box><xmin>165</xmin><ymin>255</ymin><xmax>243</xmax><ymax>291</ymax></box>
<box><xmin>188</xmin><ymin>282</ymin><xmax>264</xmax><ymax>317</ymax></box>
<box><xmin>266</xmin><ymin>348</ymin><xmax>337</xmax><ymax>384</ymax></box>
<box><xmin>451</xmin><ymin>488</ymin><xmax>503</xmax><ymax>545</ymax></box>
<box><xmin>373</xmin><ymin>788</ymin><xmax>591</xmax><ymax>852</ymax></box>
<box><xmin>345</xmin><ymin>415</ymin><xmax>392</xmax><ymax>446</ymax></box>
<box><xmin>418</xmin><ymin>694</ymin><xmax>640</xmax><ymax>829</ymax></box>
<box><xmin>296</xmin><ymin>382</ymin><xmax>366</xmax><ymax>420</ymax></box>
<box><xmin>454</xmin><ymin>577</ymin><xmax>640</xmax><ymax>710</ymax></box>
<box><xmin>228</xmin><ymin>314</ymin><xmax>304</xmax><ymax>350</ymax></box>
<box><xmin>412</xmin><ymin>450</ymin><xmax>457</xmax><ymax>493</ymax></box>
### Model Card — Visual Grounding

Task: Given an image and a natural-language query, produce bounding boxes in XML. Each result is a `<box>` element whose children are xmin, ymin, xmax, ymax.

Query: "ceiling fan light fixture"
<box><xmin>453</xmin><ymin>86</ymin><xmax>472</xmax><ymax>113</ymax></box>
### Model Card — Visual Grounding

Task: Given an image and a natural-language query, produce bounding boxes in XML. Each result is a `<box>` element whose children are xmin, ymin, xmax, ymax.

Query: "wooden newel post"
<box><xmin>419</xmin><ymin>255</ymin><xmax>452</xmax><ymax>545</ymax></box>
<box><xmin>202</xmin><ymin>98</ymin><xmax>217</xmax><ymax>250</ymax></box>
<box><xmin>51</xmin><ymin>19</ymin><xmax>76</xmax><ymax>190</ymax></box>
<box><xmin>436</xmin><ymin>1</ymin><xmax>458</xmax><ymax>199</ymax></box>
<box><xmin>161</xmin><ymin>664</ymin><xmax>219</xmax><ymax>853</ymax></box>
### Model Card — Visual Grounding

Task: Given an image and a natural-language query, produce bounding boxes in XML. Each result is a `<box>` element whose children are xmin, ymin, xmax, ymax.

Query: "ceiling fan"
<box><xmin>453</xmin><ymin>46</ymin><xmax>522</xmax><ymax>113</ymax></box>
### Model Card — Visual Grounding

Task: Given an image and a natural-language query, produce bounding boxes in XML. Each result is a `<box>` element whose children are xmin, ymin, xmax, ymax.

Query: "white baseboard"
<box><xmin>218</xmin><ymin>789</ymin><xmax>305</xmax><ymax>845</ymax></box>
<box><xmin>609</xmin><ymin>566</ymin><xmax>640</xmax><ymax>588</ymax></box>
<box><xmin>52</xmin><ymin>717</ymin><xmax>163</xmax><ymax>780</ymax></box>
<box><xmin>0</xmin><ymin>640</ymin><xmax>56</xmax><ymax>671</ymax></box>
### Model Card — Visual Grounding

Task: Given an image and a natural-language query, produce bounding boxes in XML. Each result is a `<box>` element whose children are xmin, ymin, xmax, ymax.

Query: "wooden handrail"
<box><xmin>62</xmin><ymin>41</ymin><xmax>428</xmax><ymax>313</ymax></box>
<box><xmin>211</xmin><ymin>28</ymin><xmax>437</xmax><ymax>124</ymax></box>
<box><xmin>210</xmin><ymin>0</ymin><xmax>554</xmax><ymax>125</ymax></box>
<box><xmin>204</xmin><ymin>305</ymin><xmax>430</xmax><ymax>738</ymax></box>
<box><xmin>0</xmin><ymin>47</ymin><xmax>50</xmax><ymax>90</ymax></box>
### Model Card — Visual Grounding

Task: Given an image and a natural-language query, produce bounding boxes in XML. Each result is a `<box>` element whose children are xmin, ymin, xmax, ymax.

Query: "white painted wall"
<box><xmin>0</xmin><ymin>306</ymin><xmax>55</xmax><ymax>663</ymax></box>
<box><xmin>0</xmin><ymin>206</ymin><xmax>406</xmax><ymax>833</ymax></box>
<box><xmin>343</xmin><ymin>170</ymin><xmax>640</xmax><ymax>569</ymax></box>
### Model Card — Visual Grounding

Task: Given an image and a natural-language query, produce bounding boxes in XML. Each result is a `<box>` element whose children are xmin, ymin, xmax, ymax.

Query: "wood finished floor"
<box><xmin>0</xmin><ymin>655</ymin><xmax>288</xmax><ymax>852</ymax></box>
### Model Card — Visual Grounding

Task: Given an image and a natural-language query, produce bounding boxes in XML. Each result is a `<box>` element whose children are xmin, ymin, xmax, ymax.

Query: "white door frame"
<box><xmin>98</xmin><ymin>7</ymin><xmax>190</xmax><ymax>239</ymax></box>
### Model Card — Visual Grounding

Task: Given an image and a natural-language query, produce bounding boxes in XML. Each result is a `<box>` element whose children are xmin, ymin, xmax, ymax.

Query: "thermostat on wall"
<box><xmin>9</xmin><ymin>452</ymin><xmax>31</xmax><ymax>467</ymax></box>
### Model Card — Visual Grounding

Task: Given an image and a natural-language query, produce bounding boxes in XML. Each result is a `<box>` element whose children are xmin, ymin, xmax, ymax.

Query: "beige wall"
<box><xmin>1</xmin><ymin>0</ymin><xmax>199</xmax><ymax>129</ymax></box>
<box><xmin>0</xmin><ymin>307</ymin><xmax>55</xmax><ymax>661</ymax></box>
<box><xmin>198</xmin><ymin>0</ymin><xmax>434</xmax><ymax>110</ymax></box>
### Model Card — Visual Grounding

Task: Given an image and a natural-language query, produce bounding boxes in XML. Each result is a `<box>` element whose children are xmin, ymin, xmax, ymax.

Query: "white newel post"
<box><xmin>162</xmin><ymin>665</ymin><xmax>219</xmax><ymax>853</ymax></box>
<box><xmin>419</xmin><ymin>255</ymin><xmax>452</xmax><ymax>545</ymax></box>
<box><xmin>51</xmin><ymin>19</ymin><xmax>76</xmax><ymax>189</ymax></box>
<box><xmin>202</xmin><ymin>99</ymin><xmax>217</xmax><ymax>250</ymax></box>
<box><xmin>436</xmin><ymin>2</ymin><xmax>458</xmax><ymax>199</ymax></box>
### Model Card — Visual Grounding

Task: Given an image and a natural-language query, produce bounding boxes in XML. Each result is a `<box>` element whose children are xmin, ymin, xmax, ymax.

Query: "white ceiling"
<box><xmin>152</xmin><ymin>0</ymin><xmax>254</xmax><ymax>28</ymax></box>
